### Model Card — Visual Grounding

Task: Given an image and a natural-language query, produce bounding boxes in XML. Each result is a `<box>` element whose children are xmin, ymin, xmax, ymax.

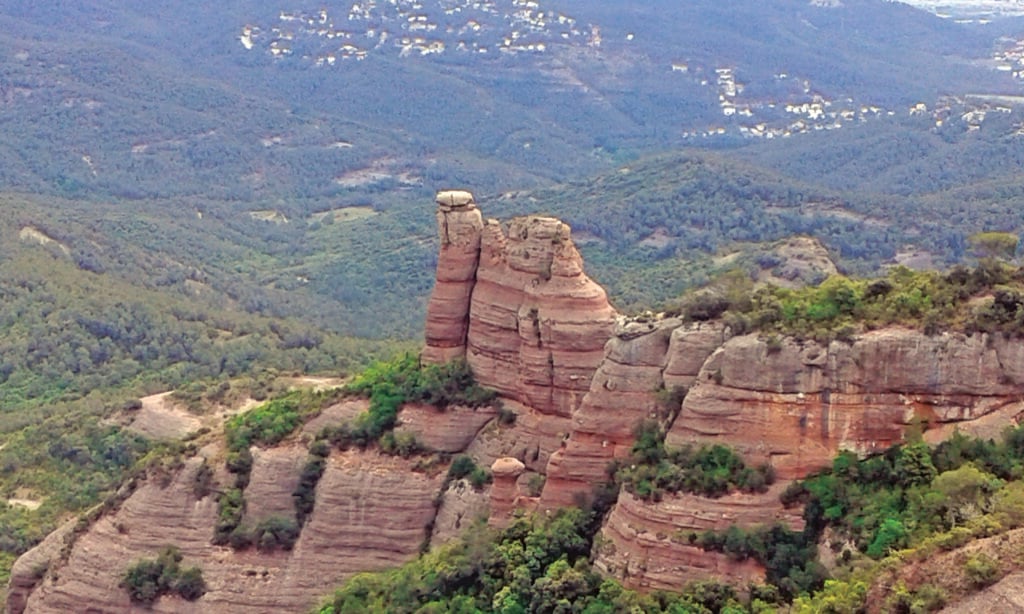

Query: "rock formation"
<box><xmin>12</xmin><ymin>450</ymin><xmax>444</xmax><ymax>614</ymax></box>
<box><xmin>466</xmin><ymin>216</ymin><xmax>618</xmax><ymax>416</ymax></box>
<box><xmin>541</xmin><ymin>320</ymin><xmax>729</xmax><ymax>509</ymax></box>
<box><xmin>394</xmin><ymin>403</ymin><xmax>497</xmax><ymax>453</ymax></box>
<box><xmin>667</xmin><ymin>329</ymin><xmax>1024</xmax><ymax>480</ymax></box>
<box><xmin>422</xmin><ymin>190</ymin><xmax>484</xmax><ymax>364</ymax></box>
<box><xmin>594</xmin><ymin>484</ymin><xmax>803</xmax><ymax>589</ymax></box>
<box><xmin>16</xmin><ymin>192</ymin><xmax>1024</xmax><ymax>609</ymax></box>
<box><xmin>421</xmin><ymin>191</ymin><xmax>618</xmax><ymax>417</ymax></box>
<box><xmin>489</xmin><ymin>457</ymin><xmax>527</xmax><ymax>528</ymax></box>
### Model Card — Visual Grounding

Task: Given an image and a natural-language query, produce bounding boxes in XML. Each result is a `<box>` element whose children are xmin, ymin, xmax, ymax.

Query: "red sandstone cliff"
<box><xmin>16</xmin><ymin>193</ymin><xmax>1024</xmax><ymax>610</ymax></box>
<box><xmin>465</xmin><ymin>215</ymin><xmax>617</xmax><ymax>417</ymax></box>
<box><xmin>422</xmin><ymin>190</ymin><xmax>484</xmax><ymax>364</ymax></box>
<box><xmin>667</xmin><ymin>329</ymin><xmax>1024</xmax><ymax>480</ymax></box>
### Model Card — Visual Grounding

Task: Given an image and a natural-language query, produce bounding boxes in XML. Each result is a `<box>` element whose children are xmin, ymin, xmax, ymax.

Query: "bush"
<box><xmin>668</xmin><ymin>262</ymin><xmax>1024</xmax><ymax>342</ymax></box>
<box><xmin>253</xmin><ymin>516</ymin><xmax>300</xmax><ymax>552</ymax></box>
<box><xmin>963</xmin><ymin>552</ymin><xmax>1000</xmax><ymax>588</ymax></box>
<box><xmin>617</xmin><ymin>434</ymin><xmax>775</xmax><ymax>501</ymax></box>
<box><xmin>379</xmin><ymin>431</ymin><xmax>424</xmax><ymax>458</ymax></box>
<box><xmin>468</xmin><ymin>467</ymin><xmax>492</xmax><ymax>490</ymax></box>
<box><xmin>192</xmin><ymin>460</ymin><xmax>213</xmax><ymax>499</ymax></box>
<box><xmin>175</xmin><ymin>566</ymin><xmax>207</xmax><ymax>601</ymax></box>
<box><xmin>225</xmin><ymin>394</ymin><xmax>307</xmax><ymax>452</ymax></box>
<box><xmin>448</xmin><ymin>455</ymin><xmax>479</xmax><ymax>481</ymax></box>
<box><xmin>526</xmin><ymin>474</ymin><xmax>547</xmax><ymax>497</ymax></box>
<box><xmin>498</xmin><ymin>405</ymin><xmax>518</xmax><ymax>425</ymax></box>
<box><xmin>294</xmin><ymin>453</ymin><xmax>326</xmax><ymax>526</ymax></box>
<box><xmin>335</xmin><ymin>355</ymin><xmax>498</xmax><ymax>453</ymax></box>
<box><xmin>121</xmin><ymin>546</ymin><xmax>205</xmax><ymax>604</ymax></box>
<box><xmin>213</xmin><ymin>488</ymin><xmax>245</xmax><ymax>546</ymax></box>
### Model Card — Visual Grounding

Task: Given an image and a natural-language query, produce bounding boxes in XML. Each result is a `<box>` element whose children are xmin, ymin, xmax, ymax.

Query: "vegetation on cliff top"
<box><xmin>617</xmin><ymin>419</ymin><xmax>776</xmax><ymax>501</ymax></box>
<box><xmin>672</xmin><ymin>259</ymin><xmax>1024</xmax><ymax>341</ymax></box>
<box><xmin>213</xmin><ymin>355</ymin><xmax>497</xmax><ymax>547</ymax></box>
<box><xmin>321</xmin><ymin>354</ymin><xmax>497</xmax><ymax>450</ymax></box>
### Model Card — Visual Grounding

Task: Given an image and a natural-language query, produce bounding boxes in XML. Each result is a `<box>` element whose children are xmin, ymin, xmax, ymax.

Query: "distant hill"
<box><xmin>0</xmin><ymin>0</ymin><xmax>1019</xmax><ymax>203</ymax></box>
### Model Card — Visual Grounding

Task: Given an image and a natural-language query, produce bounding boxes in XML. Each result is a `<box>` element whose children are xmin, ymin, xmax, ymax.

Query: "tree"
<box><xmin>866</xmin><ymin>518</ymin><xmax>907</xmax><ymax>558</ymax></box>
<box><xmin>968</xmin><ymin>232</ymin><xmax>1018</xmax><ymax>261</ymax></box>
<box><xmin>932</xmin><ymin>464</ymin><xmax>1002</xmax><ymax>527</ymax></box>
<box><xmin>894</xmin><ymin>442</ymin><xmax>937</xmax><ymax>488</ymax></box>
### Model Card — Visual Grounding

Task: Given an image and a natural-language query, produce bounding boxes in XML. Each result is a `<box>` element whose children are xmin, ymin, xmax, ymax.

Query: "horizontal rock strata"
<box><xmin>668</xmin><ymin>330</ymin><xmax>1024</xmax><ymax>479</ymax></box>
<box><xmin>467</xmin><ymin>217</ymin><xmax>617</xmax><ymax>417</ymax></box>
<box><xmin>17</xmin><ymin>450</ymin><xmax>443</xmax><ymax>613</ymax></box>
<box><xmin>594</xmin><ymin>484</ymin><xmax>801</xmax><ymax>591</ymax></box>
<box><xmin>395</xmin><ymin>403</ymin><xmax>497</xmax><ymax>453</ymax></box>
<box><xmin>422</xmin><ymin>190</ymin><xmax>484</xmax><ymax>364</ymax></box>
<box><xmin>541</xmin><ymin>321</ymin><xmax>730</xmax><ymax>509</ymax></box>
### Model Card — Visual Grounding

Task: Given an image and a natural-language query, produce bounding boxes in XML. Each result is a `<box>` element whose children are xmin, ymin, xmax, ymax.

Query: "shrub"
<box><xmin>225</xmin><ymin>394</ymin><xmax>306</xmax><ymax>452</ymax></box>
<box><xmin>448</xmin><ymin>455</ymin><xmax>479</xmax><ymax>481</ymax></box>
<box><xmin>497</xmin><ymin>405</ymin><xmax>518</xmax><ymax>425</ymax></box>
<box><xmin>192</xmin><ymin>460</ymin><xmax>213</xmax><ymax>499</ymax></box>
<box><xmin>337</xmin><ymin>355</ymin><xmax>498</xmax><ymax>453</ymax></box>
<box><xmin>866</xmin><ymin>518</ymin><xmax>907</xmax><ymax>558</ymax></box>
<box><xmin>213</xmin><ymin>488</ymin><xmax>245</xmax><ymax>545</ymax></box>
<box><xmin>618</xmin><ymin>435</ymin><xmax>775</xmax><ymax>501</ymax></box>
<box><xmin>294</xmin><ymin>454</ymin><xmax>326</xmax><ymax>526</ymax></box>
<box><xmin>175</xmin><ymin>566</ymin><xmax>207</xmax><ymax>601</ymax></box>
<box><xmin>468</xmin><ymin>467</ymin><xmax>492</xmax><ymax>490</ymax></box>
<box><xmin>963</xmin><ymin>552</ymin><xmax>1000</xmax><ymax>588</ymax></box>
<box><xmin>121</xmin><ymin>546</ymin><xmax>205</xmax><ymax>604</ymax></box>
<box><xmin>526</xmin><ymin>474</ymin><xmax>547</xmax><ymax>497</ymax></box>
<box><xmin>254</xmin><ymin>516</ymin><xmax>300</xmax><ymax>552</ymax></box>
<box><xmin>379</xmin><ymin>431</ymin><xmax>424</xmax><ymax>458</ymax></box>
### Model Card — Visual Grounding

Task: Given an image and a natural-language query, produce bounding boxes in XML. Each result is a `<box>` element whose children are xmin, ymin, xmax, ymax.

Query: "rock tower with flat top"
<box><xmin>422</xmin><ymin>190</ymin><xmax>484</xmax><ymax>364</ymax></box>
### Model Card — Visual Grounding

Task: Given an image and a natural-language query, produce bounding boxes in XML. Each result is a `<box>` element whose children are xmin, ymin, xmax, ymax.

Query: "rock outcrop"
<box><xmin>466</xmin><ymin>216</ymin><xmax>617</xmax><ymax>416</ymax></box>
<box><xmin>489</xmin><ymin>457</ymin><xmax>527</xmax><ymax>528</ymax></box>
<box><xmin>421</xmin><ymin>192</ymin><xmax>617</xmax><ymax>417</ymax></box>
<box><xmin>668</xmin><ymin>329</ymin><xmax>1024</xmax><ymax>480</ymax></box>
<box><xmin>14</xmin><ymin>450</ymin><xmax>444</xmax><ymax>614</ymax></box>
<box><xmin>431</xmin><ymin>479</ymin><xmax>490</xmax><ymax>544</ymax></box>
<box><xmin>422</xmin><ymin>190</ymin><xmax>484</xmax><ymax>364</ymax></box>
<box><xmin>395</xmin><ymin>403</ymin><xmax>497</xmax><ymax>453</ymax></box>
<box><xmin>594</xmin><ymin>484</ymin><xmax>803</xmax><ymax>590</ymax></box>
<box><xmin>19</xmin><ymin>192</ymin><xmax>1024</xmax><ymax>610</ymax></box>
<box><xmin>541</xmin><ymin>320</ymin><xmax>729</xmax><ymax>509</ymax></box>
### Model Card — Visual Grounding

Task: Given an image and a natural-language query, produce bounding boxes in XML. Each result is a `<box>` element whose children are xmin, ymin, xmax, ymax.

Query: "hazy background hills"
<box><xmin>3</xmin><ymin>0</ymin><xmax>1024</xmax><ymax>335</ymax></box>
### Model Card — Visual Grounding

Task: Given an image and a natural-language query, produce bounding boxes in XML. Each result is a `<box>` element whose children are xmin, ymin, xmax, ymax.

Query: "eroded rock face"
<box><xmin>467</xmin><ymin>217</ymin><xmax>617</xmax><ymax>417</ymax></box>
<box><xmin>423</xmin><ymin>193</ymin><xmax>618</xmax><ymax>427</ymax></box>
<box><xmin>7</xmin><ymin>520</ymin><xmax>75</xmax><ymax>614</ymax></box>
<box><xmin>595</xmin><ymin>489</ymin><xmax>768</xmax><ymax>592</ymax></box>
<box><xmin>463</xmin><ymin>400</ymin><xmax>569</xmax><ymax>474</ymax></box>
<box><xmin>668</xmin><ymin>329</ymin><xmax>1024</xmax><ymax>479</ymax></box>
<box><xmin>594</xmin><ymin>483</ymin><xmax>802</xmax><ymax>590</ymax></box>
<box><xmin>243</xmin><ymin>446</ymin><xmax>307</xmax><ymax>525</ymax></box>
<box><xmin>541</xmin><ymin>321</ymin><xmax>730</xmax><ymax>510</ymax></box>
<box><xmin>24</xmin><ymin>192</ymin><xmax>1024</xmax><ymax>608</ymax></box>
<box><xmin>396</xmin><ymin>403</ymin><xmax>497</xmax><ymax>454</ymax></box>
<box><xmin>431</xmin><ymin>479</ymin><xmax>489</xmax><ymax>544</ymax></box>
<box><xmin>18</xmin><ymin>450</ymin><xmax>444</xmax><ymax>614</ymax></box>
<box><xmin>422</xmin><ymin>191</ymin><xmax>484</xmax><ymax>364</ymax></box>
